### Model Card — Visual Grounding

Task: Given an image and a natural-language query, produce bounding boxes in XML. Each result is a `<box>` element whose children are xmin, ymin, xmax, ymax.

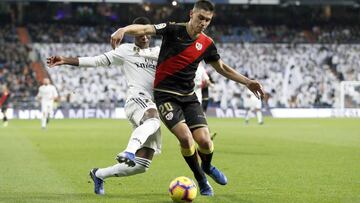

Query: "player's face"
<box><xmin>43</xmin><ymin>78</ymin><xmax>50</xmax><ymax>85</ymax></box>
<box><xmin>135</xmin><ymin>34</ymin><xmax>151</xmax><ymax>49</ymax></box>
<box><xmin>190</xmin><ymin>9</ymin><xmax>213</xmax><ymax>33</ymax></box>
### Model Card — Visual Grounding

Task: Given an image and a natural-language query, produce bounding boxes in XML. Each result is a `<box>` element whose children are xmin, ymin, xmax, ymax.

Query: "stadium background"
<box><xmin>0</xmin><ymin>0</ymin><xmax>359</xmax><ymax>203</ymax></box>
<box><xmin>1</xmin><ymin>0</ymin><xmax>360</xmax><ymax>119</ymax></box>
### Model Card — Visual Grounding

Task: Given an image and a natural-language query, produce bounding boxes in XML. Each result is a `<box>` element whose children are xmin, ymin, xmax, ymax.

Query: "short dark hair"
<box><xmin>132</xmin><ymin>17</ymin><xmax>151</xmax><ymax>25</ymax></box>
<box><xmin>194</xmin><ymin>0</ymin><xmax>215</xmax><ymax>12</ymax></box>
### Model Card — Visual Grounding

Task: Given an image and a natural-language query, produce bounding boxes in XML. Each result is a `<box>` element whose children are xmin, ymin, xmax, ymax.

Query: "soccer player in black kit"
<box><xmin>111</xmin><ymin>0</ymin><xmax>264</xmax><ymax>196</ymax></box>
<box><xmin>0</xmin><ymin>86</ymin><xmax>10</xmax><ymax>127</ymax></box>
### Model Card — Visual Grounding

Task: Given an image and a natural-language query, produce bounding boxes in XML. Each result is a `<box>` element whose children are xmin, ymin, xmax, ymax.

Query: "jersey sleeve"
<box><xmin>203</xmin><ymin>43</ymin><xmax>220</xmax><ymax>64</ymax></box>
<box><xmin>154</xmin><ymin>22</ymin><xmax>176</xmax><ymax>37</ymax></box>
<box><xmin>103</xmin><ymin>44</ymin><xmax>127</xmax><ymax>65</ymax></box>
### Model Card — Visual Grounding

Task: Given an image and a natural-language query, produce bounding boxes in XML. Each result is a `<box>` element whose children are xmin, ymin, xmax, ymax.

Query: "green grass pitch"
<box><xmin>0</xmin><ymin>118</ymin><xmax>359</xmax><ymax>203</ymax></box>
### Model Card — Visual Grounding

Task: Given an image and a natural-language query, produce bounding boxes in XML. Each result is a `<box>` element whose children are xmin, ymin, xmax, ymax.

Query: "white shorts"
<box><xmin>41</xmin><ymin>101</ymin><xmax>54</xmax><ymax>114</ymax></box>
<box><xmin>243</xmin><ymin>97</ymin><xmax>262</xmax><ymax>110</ymax></box>
<box><xmin>124</xmin><ymin>95</ymin><xmax>161</xmax><ymax>154</ymax></box>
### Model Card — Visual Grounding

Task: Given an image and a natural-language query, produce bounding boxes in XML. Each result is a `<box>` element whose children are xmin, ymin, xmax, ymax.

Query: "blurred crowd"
<box><xmin>34</xmin><ymin>43</ymin><xmax>127</xmax><ymax>109</ymax></box>
<box><xmin>210</xmin><ymin>43</ymin><xmax>360</xmax><ymax>109</ymax></box>
<box><xmin>0</xmin><ymin>43</ymin><xmax>38</xmax><ymax>108</ymax></box>
<box><xmin>31</xmin><ymin>42</ymin><xmax>359</xmax><ymax>109</ymax></box>
<box><xmin>208</xmin><ymin>25</ymin><xmax>360</xmax><ymax>43</ymax></box>
<box><xmin>24</xmin><ymin>23</ymin><xmax>360</xmax><ymax>44</ymax></box>
<box><xmin>27</xmin><ymin>24</ymin><xmax>115</xmax><ymax>43</ymax></box>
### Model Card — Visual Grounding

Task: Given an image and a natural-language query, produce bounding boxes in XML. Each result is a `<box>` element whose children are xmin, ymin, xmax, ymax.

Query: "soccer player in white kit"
<box><xmin>36</xmin><ymin>78</ymin><xmax>58</xmax><ymax>129</ymax></box>
<box><xmin>243</xmin><ymin>89</ymin><xmax>264</xmax><ymax>125</ymax></box>
<box><xmin>46</xmin><ymin>17</ymin><xmax>161</xmax><ymax>195</ymax></box>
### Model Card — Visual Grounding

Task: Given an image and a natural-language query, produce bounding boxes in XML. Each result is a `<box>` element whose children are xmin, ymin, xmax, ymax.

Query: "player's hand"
<box><xmin>246</xmin><ymin>80</ymin><xmax>265</xmax><ymax>100</ymax></box>
<box><xmin>47</xmin><ymin>56</ymin><xmax>65</xmax><ymax>67</ymax></box>
<box><xmin>110</xmin><ymin>28</ymin><xmax>125</xmax><ymax>49</ymax></box>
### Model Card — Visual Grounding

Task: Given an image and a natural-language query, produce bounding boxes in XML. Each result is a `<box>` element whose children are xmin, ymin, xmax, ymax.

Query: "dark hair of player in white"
<box><xmin>132</xmin><ymin>17</ymin><xmax>152</xmax><ymax>49</ymax></box>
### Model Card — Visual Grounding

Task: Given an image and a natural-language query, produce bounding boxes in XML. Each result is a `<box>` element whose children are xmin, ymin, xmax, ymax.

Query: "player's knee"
<box><xmin>177</xmin><ymin>133</ymin><xmax>194</xmax><ymax>147</ymax></box>
<box><xmin>143</xmin><ymin>108</ymin><xmax>159</xmax><ymax>120</ymax></box>
<box><xmin>198</xmin><ymin>139</ymin><xmax>213</xmax><ymax>150</ymax></box>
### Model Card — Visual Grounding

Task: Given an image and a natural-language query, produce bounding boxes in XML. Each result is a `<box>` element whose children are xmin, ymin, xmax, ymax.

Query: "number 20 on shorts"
<box><xmin>159</xmin><ymin>102</ymin><xmax>173</xmax><ymax>116</ymax></box>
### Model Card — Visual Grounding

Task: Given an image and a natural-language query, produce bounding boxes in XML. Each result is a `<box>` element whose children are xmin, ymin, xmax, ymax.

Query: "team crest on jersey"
<box><xmin>195</xmin><ymin>42</ymin><xmax>203</xmax><ymax>51</ymax></box>
<box><xmin>165</xmin><ymin>112</ymin><xmax>173</xmax><ymax>120</ymax></box>
<box><xmin>154</xmin><ymin>23</ymin><xmax>166</xmax><ymax>30</ymax></box>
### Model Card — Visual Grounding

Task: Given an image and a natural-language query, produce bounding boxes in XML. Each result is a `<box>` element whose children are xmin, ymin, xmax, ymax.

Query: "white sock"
<box><xmin>41</xmin><ymin>114</ymin><xmax>47</xmax><ymax>128</ymax></box>
<box><xmin>125</xmin><ymin>118</ymin><xmax>160</xmax><ymax>154</ymax></box>
<box><xmin>257</xmin><ymin>110</ymin><xmax>263</xmax><ymax>123</ymax></box>
<box><xmin>95</xmin><ymin>157</ymin><xmax>151</xmax><ymax>180</ymax></box>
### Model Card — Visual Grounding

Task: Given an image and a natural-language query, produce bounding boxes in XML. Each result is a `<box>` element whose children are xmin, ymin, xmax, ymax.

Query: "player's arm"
<box><xmin>209</xmin><ymin>59</ymin><xmax>265</xmax><ymax>99</ymax></box>
<box><xmin>47</xmin><ymin>54</ymin><xmax>111</xmax><ymax>68</ymax></box>
<box><xmin>47</xmin><ymin>56</ymin><xmax>78</xmax><ymax>67</ymax></box>
<box><xmin>111</xmin><ymin>24</ymin><xmax>156</xmax><ymax>49</ymax></box>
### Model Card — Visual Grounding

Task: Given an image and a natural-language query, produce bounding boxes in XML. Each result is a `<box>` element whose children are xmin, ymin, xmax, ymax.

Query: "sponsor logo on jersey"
<box><xmin>134</xmin><ymin>58</ymin><xmax>156</xmax><ymax>69</ymax></box>
<box><xmin>195</xmin><ymin>42</ymin><xmax>203</xmax><ymax>51</ymax></box>
<box><xmin>165</xmin><ymin>112</ymin><xmax>173</xmax><ymax>120</ymax></box>
<box><xmin>154</xmin><ymin>23</ymin><xmax>166</xmax><ymax>30</ymax></box>
<box><xmin>135</xmin><ymin>62</ymin><xmax>156</xmax><ymax>69</ymax></box>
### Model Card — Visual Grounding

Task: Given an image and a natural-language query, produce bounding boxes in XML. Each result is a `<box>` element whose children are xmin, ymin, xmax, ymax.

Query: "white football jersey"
<box><xmin>104</xmin><ymin>43</ymin><xmax>160</xmax><ymax>100</ymax></box>
<box><xmin>37</xmin><ymin>84</ymin><xmax>58</xmax><ymax>102</ymax></box>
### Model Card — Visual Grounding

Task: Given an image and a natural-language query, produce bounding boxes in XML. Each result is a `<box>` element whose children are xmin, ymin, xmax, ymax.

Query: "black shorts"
<box><xmin>154</xmin><ymin>91</ymin><xmax>207</xmax><ymax>131</ymax></box>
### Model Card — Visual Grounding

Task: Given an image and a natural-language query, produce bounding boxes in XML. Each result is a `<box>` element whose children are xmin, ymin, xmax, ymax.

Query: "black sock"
<box><xmin>183</xmin><ymin>152</ymin><xmax>206</xmax><ymax>182</ymax></box>
<box><xmin>198</xmin><ymin>150</ymin><xmax>213</xmax><ymax>173</ymax></box>
<box><xmin>3</xmin><ymin>116</ymin><xmax>7</xmax><ymax>122</ymax></box>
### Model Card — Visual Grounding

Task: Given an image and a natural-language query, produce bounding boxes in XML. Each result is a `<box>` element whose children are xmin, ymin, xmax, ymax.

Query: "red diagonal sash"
<box><xmin>0</xmin><ymin>94</ymin><xmax>9</xmax><ymax>106</ymax></box>
<box><xmin>154</xmin><ymin>34</ymin><xmax>213</xmax><ymax>87</ymax></box>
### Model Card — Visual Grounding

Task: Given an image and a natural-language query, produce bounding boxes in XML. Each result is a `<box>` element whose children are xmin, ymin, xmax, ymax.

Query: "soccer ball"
<box><xmin>168</xmin><ymin>176</ymin><xmax>197</xmax><ymax>202</ymax></box>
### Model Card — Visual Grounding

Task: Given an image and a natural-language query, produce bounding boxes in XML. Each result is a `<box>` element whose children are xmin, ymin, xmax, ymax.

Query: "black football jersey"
<box><xmin>153</xmin><ymin>22</ymin><xmax>220</xmax><ymax>95</ymax></box>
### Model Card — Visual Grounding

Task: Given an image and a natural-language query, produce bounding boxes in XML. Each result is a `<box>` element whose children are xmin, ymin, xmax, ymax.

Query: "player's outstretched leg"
<box><xmin>92</xmin><ymin>148</ymin><xmax>154</xmax><ymax>195</ymax></box>
<box><xmin>194</xmin><ymin>127</ymin><xmax>228</xmax><ymax>185</ymax></box>
<box><xmin>172</xmin><ymin>123</ymin><xmax>214</xmax><ymax>196</ymax></box>
<box><xmin>90</xmin><ymin>158</ymin><xmax>150</xmax><ymax>194</ymax></box>
<box><xmin>181</xmin><ymin>145</ymin><xmax>214</xmax><ymax>196</ymax></box>
<box><xmin>89</xmin><ymin>168</ymin><xmax>104</xmax><ymax>195</ymax></box>
<box><xmin>118</xmin><ymin>115</ymin><xmax>160</xmax><ymax>167</ymax></box>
